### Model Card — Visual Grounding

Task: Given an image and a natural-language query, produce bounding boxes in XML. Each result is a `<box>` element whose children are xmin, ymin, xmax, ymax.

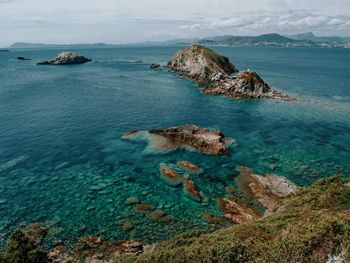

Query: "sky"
<box><xmin>1</xmin><ymin>0</ymin><xmax>350</xmax><ymax>46</ymax></box>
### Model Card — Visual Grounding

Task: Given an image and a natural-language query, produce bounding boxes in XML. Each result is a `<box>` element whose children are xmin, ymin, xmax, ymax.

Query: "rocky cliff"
<box><xmin>167</xmin><ymin>44</ymin><xmax>238</xmax><ymax>83</ymax></box>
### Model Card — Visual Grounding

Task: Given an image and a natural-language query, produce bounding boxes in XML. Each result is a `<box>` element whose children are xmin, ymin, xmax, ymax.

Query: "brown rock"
<box><xmin>147</xmin><ymin>210</ymin><xmax>176</xmax><ymax>223</ymax></box>
<box><xmin>133</xmin><ymin>204</ymin><xmax>155</xmax><ymax>215</ymax></box>
<box><xmin>160</xmin><ymin>164</ymin><xmax>184</xmax><ymax>186</ymax></box>
<box><xmin>150</xmin><ymin>125</ymin><xmax>234</xmax><ymax>155</ymax></box>
<box><xmin>217</xmin><ymin>197</ymin><xmax>260</xmax><ymax>224</ymax></box>
<box><xmin>177</xmin><ymin>161</ymin><xmax>202</xmax><ymax>173</ymax></box>
<box><xmin>202</xmin><ymin>213</ymin><xmax>226</xmax><ymax>224</ymax></box>
<box><xmin>236</xmin><ymin>166</ymin><xmax>297</xmax><ymax>212</ymax></box>
<box><xmin>183</xmin><ymin>179</ymin><xmax>201</xmax><ymax>202</ymax></box>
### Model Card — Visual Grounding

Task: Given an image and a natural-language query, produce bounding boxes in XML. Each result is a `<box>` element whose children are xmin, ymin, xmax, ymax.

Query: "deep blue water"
<box><xmin>0</xmin><ymin>46</ymin><xmax>349</xmax><ymax>244</ymax></box>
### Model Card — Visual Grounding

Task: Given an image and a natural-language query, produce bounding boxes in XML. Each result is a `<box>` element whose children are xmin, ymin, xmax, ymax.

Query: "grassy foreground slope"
<box><xmin>124</xmin><ymin>176</ymin><xmax>350</xmax><ymax>263</ymax></box>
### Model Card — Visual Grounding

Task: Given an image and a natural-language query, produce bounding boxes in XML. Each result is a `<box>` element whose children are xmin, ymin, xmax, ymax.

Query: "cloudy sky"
<box><xmin>1</xmin><ymin>0</ymin><xmax>350</xmax><ymax>46</ymax></box>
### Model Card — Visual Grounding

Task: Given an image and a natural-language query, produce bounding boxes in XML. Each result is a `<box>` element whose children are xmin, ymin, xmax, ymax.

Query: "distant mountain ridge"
<box><xmin>9</xmin><ymin>42</ymin><xmax>117</xmax><ymax>49</ymax></box>
<box><xmin>8</xmin><ymin>32</ymin><xmax>350</xmax><ymax>49</ymax></box>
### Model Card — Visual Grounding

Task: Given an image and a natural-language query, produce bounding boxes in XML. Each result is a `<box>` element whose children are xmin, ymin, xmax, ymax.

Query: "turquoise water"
<box><xmin>0</xmin><ymin>46</ymin><xmax>349</xmax><ymax>245</ymax></box>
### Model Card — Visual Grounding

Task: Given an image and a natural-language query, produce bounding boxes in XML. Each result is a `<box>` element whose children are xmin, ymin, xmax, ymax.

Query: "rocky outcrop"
<box><xmin>150</xmin><ymin>63</ymin><xmax>161</xmax><ymax>69</ymax></box>
<box><xmin>167</xmin><ymin>44</ymin><xmax>238</xmax><ymax>83</ymax></box>
<box><xmin>37</xmin><ymin>52</ymin><xmax>92</xmax><ymax>65</ymax></box>
<box><xmin>203</xmin><ymin>71</ymin><xmax>292</xmax><ymax>100</ymax></box>
<box><xmin>217</xmin><ymin>197</ymin><xmax>260</xmax><ymax>224</ymax></box>
<box><xmin>236</xmin><ymin>166</ymin><xmax>297</xmax><ymax>212</ymax></box>
<box><xmin>149</xmin><ymin>125</ymin><xmax>234</xmax><ymax>155</ymax></box>
<box><xmin>167</xmin><ymin>45</ymin><xmax>293</xmax><ymax>100</ymax></box>
<box><xmin>69</xmin><ymin>237</ymin><xmax>153</xmax><ymax>263</ymax></box>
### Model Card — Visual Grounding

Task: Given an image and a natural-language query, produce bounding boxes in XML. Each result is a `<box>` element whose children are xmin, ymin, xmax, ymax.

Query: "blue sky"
<box><xmin>1</xmin><ymin>0</ymin><xmax>350</xmax><ymax>46</ymax></box>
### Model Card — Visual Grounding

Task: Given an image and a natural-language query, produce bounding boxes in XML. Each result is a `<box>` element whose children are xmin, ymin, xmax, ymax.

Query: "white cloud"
<box><xmin>0</xmin><ymin>0</ymin><xmax>350</xmax><ymax>46</ymax></box>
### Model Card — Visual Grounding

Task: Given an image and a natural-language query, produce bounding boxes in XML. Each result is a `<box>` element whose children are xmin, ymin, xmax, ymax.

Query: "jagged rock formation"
<box><xmin>37</xmin><ymin>52</ymin><xmax>92</xmax><ymax>65</ymax></box>
<box><xmin>149</xmin><ymin>125</ymin><xmax>234</xmax><ymax>155</ymax></box>
<box><xmin>203</xmin><ymin>70</ymin><xmax>292</xmax><ymax>100</ymax></box>
<box><xmin>167</xmin><ymin>45</ymin><xmax>293</xmax><ymax>100</ymax></box>
<box><xmin>167</xmin><ymin>44</ymin><xmax>238</xmax><ymax>83</ymax></box>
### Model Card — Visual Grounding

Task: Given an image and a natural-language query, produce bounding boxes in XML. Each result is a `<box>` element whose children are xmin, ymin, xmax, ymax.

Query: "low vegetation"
<box><xmin>127</xmin><ymin>176</ymin><xmax>350</xmax><ymax>263</ymax></box>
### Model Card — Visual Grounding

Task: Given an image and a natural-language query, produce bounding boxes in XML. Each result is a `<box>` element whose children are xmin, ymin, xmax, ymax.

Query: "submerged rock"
<box><xmin>150</xmin><ymin>125</ymin><xmax>234</xmax><ymax>155</ymax></box>
<box><xmin>160</xmin><ymin>163</ymin><xmax>184</xmax><ymax>186</ymax></box>
<box><xmin>125</xmin><ymin>197</ymin><xmax>140</xmax><ymax>205</ymax></box>
<box><xmin>37</xmin><ymin>52</ymin><xmax>92</xmax><ymax>65</ymax></box>
<box><xmin>183</xmin><ymin>179</ymin><xmax>201</xmax><ymax>202</ymax></box>
<box><xmin>177</xmin><ymin>161</ymin><xmax>202</xmax><ymax>174</ymax></box>
<box><xmin>167</xmin><ymin>44</ymin><xmax>237</xmax><ymax>83</ymax></box>
<box><xmin>236</xmin><ymin>166</ymin><xmax>298</xmax><ymax>212</ymax></box>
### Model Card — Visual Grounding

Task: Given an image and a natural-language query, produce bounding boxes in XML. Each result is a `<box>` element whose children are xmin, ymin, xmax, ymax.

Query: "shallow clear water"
<box><xmin>0</xmin><ymin>46</ymin><xmax>349</xmax><ymax>244</ymax></box>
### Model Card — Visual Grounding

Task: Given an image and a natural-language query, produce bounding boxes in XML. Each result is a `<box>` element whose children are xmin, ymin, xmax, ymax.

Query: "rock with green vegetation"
<box><xmin>168</xmin><ymin>45</ymin><xmax>293</xmax><ymax>101</ymax></box>
<box><xmin>0</xmin><ymin>224</ymin><xmax>49</xmax><ymax>263</ymax></box>
<box><xmin>120</xmin><ymin>176</ymin><xmax>350</xmax><ymax>263</ymax></box>
<box><xmin>167</xmin><ymin>44</ymin><xmax>238</xmax><ymax>84</ymax></box>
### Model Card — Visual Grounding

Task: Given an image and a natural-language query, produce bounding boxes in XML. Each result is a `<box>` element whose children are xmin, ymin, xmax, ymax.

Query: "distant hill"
<box><xmin>287</xmin><ymin>32</ymin><xmax>350</xmax><ymax>43</ymax></box>
<box><xmin>8</xmin><ymin>33</ymin><xmax>350</xmax><ymax>49</ymax></box>
<box><xmin>9</xmin><ymin>42</ymin><xmax>117</xmax><ymax>49</ymax></box>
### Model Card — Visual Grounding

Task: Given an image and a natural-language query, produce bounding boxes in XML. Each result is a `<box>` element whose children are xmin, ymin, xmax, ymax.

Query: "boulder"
<box><xmin>149</xmin><ymin>125</ymin><xmax>234</xmax><ymax>155</ymax></box>
<box><xmin>37</xmin><ymin>52</ymin><xmax>92</xmax><ymax>65</ymax></box>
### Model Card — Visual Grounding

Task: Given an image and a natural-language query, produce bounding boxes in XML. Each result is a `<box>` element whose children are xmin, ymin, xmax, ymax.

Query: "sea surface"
<box><xmin>0</xmin><ymin>46</ymin><xmax>349</xmax><ymax>245</ymax></box>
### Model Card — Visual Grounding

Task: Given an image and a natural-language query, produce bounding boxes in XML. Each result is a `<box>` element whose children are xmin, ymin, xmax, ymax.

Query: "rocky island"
<box><xmin>167</xmin><ymin>45</ymin><xmax>293</xmax><ymax>100</ymax></box>
<box><xmin>37</xmin><ymin>52</ymin><xmax>92</xmax><ymax>65</ymax></box>
<box><xmin>123</xmin><ymin>125</ymin><xmax>234</xmax><ymax>155</ymax></box>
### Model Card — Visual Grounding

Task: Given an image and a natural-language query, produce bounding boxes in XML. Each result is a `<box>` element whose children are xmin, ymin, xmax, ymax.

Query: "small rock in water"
<box><xmin>125</xmin><ymin>197</ymin><xmax>140</xmax><ymax>205</ymax></box>
<box><xmin>122</xmin><ymin>222</ymin><xmax>134</xmax><ymax>231</ymax></box>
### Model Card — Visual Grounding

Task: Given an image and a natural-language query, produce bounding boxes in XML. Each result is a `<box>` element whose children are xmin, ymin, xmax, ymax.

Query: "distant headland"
<box><xmin>7</xmin><ymin>32</ymin><xmax>350</xmax><ymax>49</ymax></box>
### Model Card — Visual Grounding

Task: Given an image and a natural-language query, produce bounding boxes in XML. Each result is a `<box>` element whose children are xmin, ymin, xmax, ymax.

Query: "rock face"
<box><xmin>204</xmin><ymin>71</ymin><xmax>292</xmax><ymax>100</ymax></box>
<box><xmin>37</xmin><ymin>52</ymin><xmax>92</xmax><ymax>65</ymax></box>
<box><xmin>150</xmin><ymin>125</ymin><xmax>234</xmax><ymax>155</ymax></box>
<box><xmin>168</xmin><ymin>45</ymin><xmax>293</xmax><ymax>100</ymax></box>
<box><xmin>167</xmin><ymin>44</ymin><xmax>238</xmax><ymax>83</ymax></box>
<box><xmin>236</xmin><ymin>166</ymin><xmax>298</xmax><ymax>212</ymax></box>
<box><xmin>217</xmin><ymin>197</ymin><xmax>260</xmax><ymax>224</ymax></box>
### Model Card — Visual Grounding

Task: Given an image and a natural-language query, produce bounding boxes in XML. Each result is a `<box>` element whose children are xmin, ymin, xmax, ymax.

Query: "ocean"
<box><xmin>0</xmin><ymin>46</ymin><xmax>349</xmax><ymax>244</ymax></box>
